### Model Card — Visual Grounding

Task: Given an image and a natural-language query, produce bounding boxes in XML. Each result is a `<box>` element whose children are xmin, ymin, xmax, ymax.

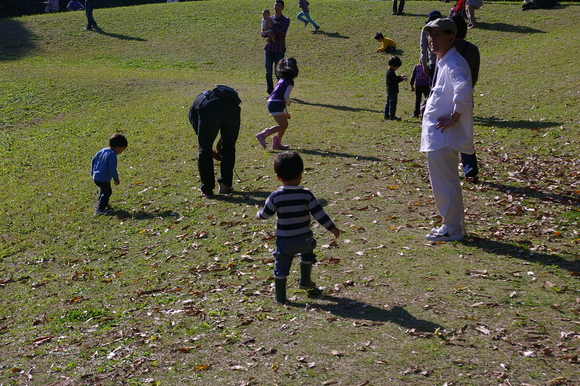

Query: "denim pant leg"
<box><xmin>94</xmin><ymin>180</ymin><xmax>112</xmax><ymax>210</ymax></box>
<box><xmin>273</xmin><ymin>233</ymin><xmax>317</xmax><ymax>279</ymax></box>
<box><xmin>217</xmin><ymin>105</ymin><xmax>241</xmax><ymax>187</ymax></box>
<box><xmin>265</xmin><ymin>51</ymin><xmax>285</xmax><ymax>94</ymax></box>
<box><xmin>297</xmin><ymin>11</ymin><xmax>319</xmax><ymax>28</ymax></box>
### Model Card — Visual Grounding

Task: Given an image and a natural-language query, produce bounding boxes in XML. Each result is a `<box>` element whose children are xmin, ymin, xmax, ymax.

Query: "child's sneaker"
<box><xmin>95</xmin><ymin>208</ymin><xmax>106</xmax><ymax>215</ymax></box>
<box><xmin>426</xmin><ymin>225</ymin><xmax>463</xmax><ymax>241</ymax></box>
<box><xmin>218</xmin><ymin>182</ymin><xmax>233</xmax><ymax>194</ymax></box>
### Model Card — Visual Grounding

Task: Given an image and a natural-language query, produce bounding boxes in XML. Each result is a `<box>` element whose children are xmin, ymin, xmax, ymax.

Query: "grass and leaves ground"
<box><xmin>0</xmin><ymin>1</ymin><xmax>579</xmax><ymax>385</ymax></box>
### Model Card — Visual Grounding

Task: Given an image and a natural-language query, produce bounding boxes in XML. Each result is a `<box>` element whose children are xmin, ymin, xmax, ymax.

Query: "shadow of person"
<box><xmin>313</xmin><ymin>30</ymin><xmax>349</xmax><ymax>39</ymax></box>
<box><xmin>308</xmin><ymin>295</ymin><xmax>444</xmax><ymax>333</ymax></box>
<box><xmin>93</xmin><ymin>27</ymin><xmax>147</xmax><ymax>41</ymax></box>
<box><xmin>462</xmin><ymin>235</ymin><xmax>580</xmax><ymax>274</ymax></box>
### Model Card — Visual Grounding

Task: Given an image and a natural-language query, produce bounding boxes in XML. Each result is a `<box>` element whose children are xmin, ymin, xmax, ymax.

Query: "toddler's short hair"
<box><xmin>109</xmin><ymin>133</ymin><xmax>128</xmax><ymax>148</ymax></box>
<box><xmin>274</xmin><ymin>151</ymin><xmax>303</xmax><ymax>182</ymax></box>
<box><xmin>388</xmin><ymin>56</ymin><xmax>402</xmax><ymax>67</ymax></box>
<box><xmin>374</xmin><ymin>33</ymin><xmax>384</xmax><ymax>40</ymax></box>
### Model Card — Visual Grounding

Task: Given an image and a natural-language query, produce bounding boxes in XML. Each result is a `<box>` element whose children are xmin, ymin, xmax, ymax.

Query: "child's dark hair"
<box><xmin>274</xmin><ymin>151</ymin><xmax>303</xmax><ymax>182</ymax></box>
<box><xmin>109</xmin><ymin>133</ymin><xmax>128</xmax><ymax>148</ymax></box>
<box><xmin>388</xmin><ymin>56</ymin><xmax>402</xmax><ymax>67</ymax></box>
<box><xmin>275</xmin><ymin>57</ymin><xmax>299</xmax><ymax>80</ymax></box>
<box><xmin>374</xmin><ymin>33</ymin><xmax>384</xmax><ymax>40</ymax></box>
<box><xmin>275</xmin><ymin>0</ymin><xmax>284</xmax><ymax>6</ymax></box>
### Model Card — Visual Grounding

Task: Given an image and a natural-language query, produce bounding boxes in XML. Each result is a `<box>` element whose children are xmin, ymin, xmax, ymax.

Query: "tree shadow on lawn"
<box><xmin>474</xmin><ymin>116</ymin><xmax>561</xmax><ymax>130</ymax></box>
<box><xmin>307</xmin><ymin>295</ymin><xmax>445</xmax><ymax>333</ymax></box>
<box><xmin>463</xmin><ymin>236</ymin><xmax>580</xmax><ymax>273</ymax></box>
<box><xmin>300</xmin><ymin>148</ymin><xmax>382</xmax><ymax>162</ymax></box>
<box><xmin>292</xmin><ymin>98</ymin><xmax>381</xmax><ymax>114</ymax></box>
<box><xmin>0</xmin><ymin>18</ymin><xmax>37</xmax><ymax>61</ymax></box>
<box><xmin>92</xmin><ymin>27</ymin><xmax>147</xmax><ymax>42</ymax></box>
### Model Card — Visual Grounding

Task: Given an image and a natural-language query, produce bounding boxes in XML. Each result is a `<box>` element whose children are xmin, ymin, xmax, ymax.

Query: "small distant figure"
<box><xmin>43</xmin><ymin>0</ymin><xmax>59</xmax><ymax>13</ymax></box>
<box><xmin>66</xmin><ymin>0</ymin><xmax>85</xmax><ymax>11</ymax></box>
<box><xmin>410</xmin><ymin>63</ymin><xmax>430</xmax><ymax>118</ymax></box>
<box><xmin>91</xmin><ymin>134</ymin><xmax>128</xmax><ymax>215</ymax></box>
<box><xmin>167</xmin><ymin>0</ymin><xmax>179</xmax><ymax>2</ymax></box>
<box><xmin>256</xmin><ymin>57</ymin><xmax>298</xmax><ymax>150</ymax></box>
<box><xmin>85</xmin><ymin>0</ymin><xmax>98</xmax><ymax>30</ymax></box>
<box><xmin>256</xmin><ymin>151</ymin><xmax>341</xmax><ymax>304</ymax></box>
<box><xmin>261</xmin><ymin>9</ymin><xmax>277</xmax><ymax>43</ymax></box>
<box><xmin>392</xmin><ymin>0</ymin><xmax>405</xmax><ymax>15</ymax></box>
<box><xmin>374</xmin><ymin>33</ymin><xmax>396</xmax><ymax>53</ymax></box>
<box><xmin>296</xmin><ymin>0</ymin><xmax>320</xmax><ymax>31</ymax></box>
<box><xmin>384</xmin><ymin>56</ymin><xmax>407</xmax><ymax>121</ymax></box>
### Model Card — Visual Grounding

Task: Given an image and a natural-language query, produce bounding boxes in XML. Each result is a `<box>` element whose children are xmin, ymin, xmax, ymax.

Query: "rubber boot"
<box><xmin>272</xmin><ymin>135</ymin><xmax>289</xmax><ymax>150</ymax></box>
<box><xmin>274</xmin><ymin>278</ymin><xmax>287</xmax><ymax>304</ymax></box>
<box><xmin>256</xmin><ymin>128</ymin><xmax>272</xmax><ymax>149</ymax></box>
<box><xmin>299</xmin><ymin>263</ymin><xmax>317</xmax><ymax>289</ymax></box>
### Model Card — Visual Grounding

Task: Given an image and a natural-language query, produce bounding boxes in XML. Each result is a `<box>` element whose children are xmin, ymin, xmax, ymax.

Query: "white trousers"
<box><xmin>426</xmin><ymin>147</ymin><xmax>466</xmax><ymax>236</ymax></box>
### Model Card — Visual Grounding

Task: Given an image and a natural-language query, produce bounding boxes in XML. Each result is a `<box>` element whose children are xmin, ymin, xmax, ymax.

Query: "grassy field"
<box><xmin>1</xmin><ymin>0</ymin><xmax>579</xmax><ymax>385</ymax></box>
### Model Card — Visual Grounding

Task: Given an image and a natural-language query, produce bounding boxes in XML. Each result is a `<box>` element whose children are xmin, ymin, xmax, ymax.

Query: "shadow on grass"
<box><xmin>0</xmin><ymin>18</ymin><xmax>36</xmax><ymax>61</ymax></box>
<box><xmin>313</xmin><ymin>30</ymin><xmax>349</xmax><ymax>39</ymax></box>
<box><xmin>300</xmin><ymin>148</ymin><xmax>382</xmax><ymax>162</ymax></box>
<box><xmin>308</xmin><ymin>295</ymin><xmax>444</xmax><ymax>333</ymax></box>
<box><xmin>463</xmin><ymin>236</ymin><xmax>580</xmax><ymax>273</ymax></box>
<box><xmin>292</xmin><ymin>98</ymin><xmax>380</xmax><ymax>114</ymax></box>
<box><xmin>481</xmin><ymin>181</ymin><xmax>580</xmax><ymax>207</ymax></box>
<box><xmin>112</xmin><ymin>209</ymin><xmax>179</xmax><ymax>220</ymax></box>
<box><xmin>474</xmin><ymin>116</ymin><xmax>561</xmax><ymax>130</ymax></box>
<box><xmin>92</xmin><ymin>27</ymin><xmax>147</xmax><ymax>41</ymax></box>
<box><xmin>476</xmin><ymin>22</ymin><xmax>545</xmax><ymax>34</ymax></box>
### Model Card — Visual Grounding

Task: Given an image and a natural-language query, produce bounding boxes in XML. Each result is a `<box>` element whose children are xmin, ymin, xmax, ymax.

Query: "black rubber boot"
<box><xmin>274</xmin><ymin>278</ymin><xmax>287</xmax><ymax>304</ymax></box>
<box><xmin>299</xmin><ymin>263</ymin><xmax>317</xmax><ymax>289</ymax></box>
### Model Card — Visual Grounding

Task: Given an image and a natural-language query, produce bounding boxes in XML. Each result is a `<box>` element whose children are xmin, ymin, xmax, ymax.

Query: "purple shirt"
<box><xmin>269</xmin><ymin>78</ymin><xmax>294</xmax><ymax>105</ymax></box>
<box><xmin>264</xmin><ymin>14</ymin><xmax>290</xmax><ymax>53</ymax></box>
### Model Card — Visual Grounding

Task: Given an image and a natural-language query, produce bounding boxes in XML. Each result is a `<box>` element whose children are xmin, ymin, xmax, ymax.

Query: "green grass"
<box><xmin>1</xmin><ymin>0</ymin><xmax>579</xmax><ymax>385</ymax></box>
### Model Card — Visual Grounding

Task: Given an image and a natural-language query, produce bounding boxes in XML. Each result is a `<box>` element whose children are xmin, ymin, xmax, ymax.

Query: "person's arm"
<box><xmin>420</xmin><ymin>29</ymin><xmax>429</xmax><ymax>69</ymax></box>
<box><xmin>283</xmin><ymin>84</ymin><xmax>293</xmax><ymax>106</ymax></box>
<box><xmin>108</xmin><ymin>153</ymin><xmax>120</xmax><ymax>184</ymax></box>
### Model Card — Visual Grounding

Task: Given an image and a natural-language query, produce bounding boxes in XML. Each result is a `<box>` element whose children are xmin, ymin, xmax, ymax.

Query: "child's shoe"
<box><xmin>299</xmin><ymin>263</ymin><xmax>317</xmax><ymax>289</ymax></box>
<box><xmin>256</xmin><ymin>131</ymin><xmax>268</xmax><ymax>149</ymax></box>
<box><xmin>272</xmin><ymin>135</ymin><xmax>289</xmax><ymax>150</ymax></box>
<box><xmin>274</xmin><ymin>278</ymin><xmax>287</xmax><ymax>304</ymax></box>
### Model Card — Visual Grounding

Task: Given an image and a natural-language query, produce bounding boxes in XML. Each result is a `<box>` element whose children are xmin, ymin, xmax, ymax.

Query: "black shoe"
<box><xmin>303</xmin><ymin>21</ymin><xmax>308</xmax><ymax>27</ymax></box>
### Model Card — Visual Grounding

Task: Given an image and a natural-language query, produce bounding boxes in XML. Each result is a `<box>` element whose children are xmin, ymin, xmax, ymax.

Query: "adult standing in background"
<box><xmin>85</xmin><ymin>0</ymin><xmax>98</xmax><ymax>30</ymax></box>
<box><xmin>420</xmin><ymin>10</ymin><xmax>442</xmax><ymax>86</ymax></box>
<box><xmin>392</xmin><ymin>0</ymin><xmax>405</xmax><ymax>15</ymax></box>
<box><xmin>421</xmin><ymin>18</ymin><xmax>474</xmax><ymax>242</ymax></box>
<box><xmin>452</xmin><ymin>14</ymin><xmax>480</xmax><ymax>183</ymax></box>
<box><xmin>297</xmin><ymin>0</ymin><xmax>320</xmax><ymax>32</ymax></box>
<box><xmin>466</xmin><ymin>0</ymin><xmax>480</xmax><ymax>28</ymax></box>
<box><xmin>263</xmin><ymin>0</ymin><xmax>290</xmax><ymax>94</ymax></box>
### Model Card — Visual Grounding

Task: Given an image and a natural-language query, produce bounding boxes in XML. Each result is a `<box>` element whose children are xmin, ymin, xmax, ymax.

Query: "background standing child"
<box><xmin>297</xmin><ymin>0</ymin><xmax>320</xmax><ymax>31</ymax></box>
<box><xmin>91</xmin><ymin>134</ymin><xmax>127</xmax><ymax>215</ymax></box>
<box><xmin>256</xmin><ymin>57</ymin><xmax>298</xmax><ymax>150</ymax></box>
<box><xmin>384</xmin><ymin>55</ymin><xmax>407</xmax><ymax>121</ymax></box>
<box><xmin>257</xmin><ymin>151</ymin><xmax>341</xmax><ymax>304</ymax></box>
<box><xmin>261</xmin><ymin>9</ymin><xmax>276</xmax><ymax>43</ymax></box>
<box><xmin>410</xmin><ymin>63</ymin><xmax>430</xmax><ymax>118</ymax></box>
<box><xmin>374</xmin><ymin>33</ymin><xmax>396</xmax><ymax>53</ymax></box>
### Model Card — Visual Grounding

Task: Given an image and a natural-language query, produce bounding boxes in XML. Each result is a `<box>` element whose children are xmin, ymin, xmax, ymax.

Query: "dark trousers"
<box><xmin>265</xmin><ymin>50</ymin><xmax>285</xmax><ymax>94</ymax></box>
<box><xmin>414</xmin><ymin>85</ymin><xmax>430</xmax><ymax>116</ymax></box>
<box><xmin>85</xmin><ymin>0</ymin><xmax>97</xmax><ymax>28</ymax></box>
<box><xmin>94</xmin><ymin>180</ymin><xmax>112</xmax><ymax>210</ymax></box>
<box><xmin>392</xmin><ymin>0</ymin><xmax>405</xmax><ymax>13</ymax></box>
<box><xmin>461</xmin><ymin>151</ymin><xmax>479</xmax><ymax>178</ymax></box>
<box><xmin>384</xmin><ymin>93</ymin><xmax>398</xmax><ymax>120</ymax></box>
<box><xmin>196</xmin><ymin>104</ymin><xmax>241</xmax><ymax>195</ymax></box>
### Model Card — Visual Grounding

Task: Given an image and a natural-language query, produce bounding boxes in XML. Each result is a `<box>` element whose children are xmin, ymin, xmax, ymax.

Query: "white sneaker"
<box><xmin>426</xmin><ymin>231</ymin><xmax>463</xmax><ymax>242</ymax></box>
